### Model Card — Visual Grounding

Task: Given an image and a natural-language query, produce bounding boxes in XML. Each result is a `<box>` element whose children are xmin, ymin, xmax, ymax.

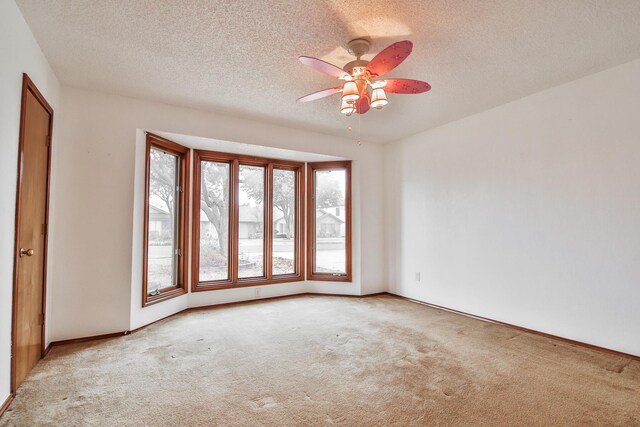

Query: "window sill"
<box><xmin>143</xmin><ymin>287</ymin><xmax>187</xmax><ymax>307</ymax></box>
<box><xmin>306</xmin><ymin>273</ymin><xmax>352</xmax><ymax>282</ymax></box>
<box><xmin>192</xmin><ymin>276</ymin><xmax>304</xmax><ymax>292</ymax></box>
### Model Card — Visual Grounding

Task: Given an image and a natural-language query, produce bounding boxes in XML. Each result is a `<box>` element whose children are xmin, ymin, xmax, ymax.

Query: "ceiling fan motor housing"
<box><xmin>343</xmin><ymin>60</ymin><xmax>370</xmax><ymax>75</ymax></box>
<box><xmin>344</xmin><ymin>38</ymin><xmax>371</xmax><ymax>75</ymax></box>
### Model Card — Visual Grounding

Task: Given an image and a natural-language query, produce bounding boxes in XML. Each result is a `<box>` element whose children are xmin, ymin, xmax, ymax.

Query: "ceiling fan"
<box><xmin>297</xmin><ymin>38</ymin><xmax>431</xmax><ymax>115</ymax></box>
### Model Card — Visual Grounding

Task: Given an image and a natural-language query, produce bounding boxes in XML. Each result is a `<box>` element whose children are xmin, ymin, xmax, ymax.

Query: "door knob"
<box><xmin>19</xmin><ymin>248</ymin><xmax>34</xmax><ymax>257</ymax></box>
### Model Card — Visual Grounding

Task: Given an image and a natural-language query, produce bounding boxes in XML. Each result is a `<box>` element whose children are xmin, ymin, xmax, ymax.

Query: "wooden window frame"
<box><xmin>142</xmin><ymin>133</ymin><xmax>190</xmax><ymax>306</ymax></box>
<box><xmin>192</xmin><ymin>150</ymin><xmax>304</xmax><ymax>291</ymax></box>
<box><xmin>306</xmin><ymin>161</ymin><xmax>352</xmax><ymax>282</ymax></box>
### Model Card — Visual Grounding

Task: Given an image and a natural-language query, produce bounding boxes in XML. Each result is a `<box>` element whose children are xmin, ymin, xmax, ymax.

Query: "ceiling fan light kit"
<box><xmin>297</xmin><ymin>38</ymin><xmax>431</xmax><ymax>120</ymax></box>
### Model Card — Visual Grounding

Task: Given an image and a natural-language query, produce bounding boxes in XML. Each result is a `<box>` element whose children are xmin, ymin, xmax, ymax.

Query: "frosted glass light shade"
<box><xmin>340</xmin><ymin>99</ymin><xmax>356</xmax><ymax>115</ymax></box>
<box><xmin>342</xmin><ymin>81</ymin><xmax>360</xmax><ymax>102</ymax></box>
<box><xmin>371</xmin><ymin>88</ymin><xmax>388</xmax><ymax>109</ymax></box>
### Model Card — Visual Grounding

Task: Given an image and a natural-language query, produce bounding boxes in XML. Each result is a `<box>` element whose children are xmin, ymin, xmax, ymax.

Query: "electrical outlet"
<box><xmin>415</xmin><ymin>272</ymin><xmax>421</xmax><ymax>282</ymax></box>
<box><xmin>254</xmin><ymin>287</ymin><xmax>261</xmax><ymax>298</ymax></box>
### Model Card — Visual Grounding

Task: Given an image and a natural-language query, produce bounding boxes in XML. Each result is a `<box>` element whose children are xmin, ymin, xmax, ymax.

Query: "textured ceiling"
<box><xmin>16</xmin><ymin>0</ymin><xmax>640</xmax><ymax>143</ymax></box>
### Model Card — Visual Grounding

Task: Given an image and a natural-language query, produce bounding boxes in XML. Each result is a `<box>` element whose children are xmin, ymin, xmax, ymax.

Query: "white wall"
<box><xmin>384</xmin><ymin>59</ymin><xmax>640</xmax><ymax>356</ymax></box>
<box><xmin>53</xmin><ymin>87</ymin><xmax>386</xmax><ymax>338</ymax></box>
<box><xmin>0</xmin><ymin>0</ymin><xmax>60</xmax><ymax>401</ymax></box>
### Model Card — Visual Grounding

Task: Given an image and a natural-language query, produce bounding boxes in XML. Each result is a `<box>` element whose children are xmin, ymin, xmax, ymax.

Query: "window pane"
<box><xmin>147</xmin><ymin>148</ymin><xmax>179</xmax><ymax>295</ymax></box>
<box><xmin>314</xmin><ymin>169</ymin><xmax>346</xmax><ymax>274</ymax></box>
<box><xmin>272</xmin><ymin>169</ymin><xmax>296</xmax><ymax>275</ymax></box>
<box><xmin>238</xmin><ymin>165</ymin><xmax>265</xmax><ymax>278</ymax></box>
<box><xmin>200</xmin><ymin>161</ymin><xmax>230</xmax><ymax>281</ymax></box>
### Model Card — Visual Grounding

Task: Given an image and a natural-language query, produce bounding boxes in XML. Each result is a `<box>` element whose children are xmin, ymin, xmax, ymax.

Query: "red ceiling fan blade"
<box><xmin>355</xmin><ymin>93</ymin><xmax>370</xmax><ymax>114</ymax></box>
<box><xmin>366</xmin><ymin>40</ymin><xmax>413</xmax><ymax>77</ymax></box>
<box><xmin>383</xmin><ymin>79</ymin><xmax>431</xmax><ymax>94</ymax></box>
<box><xmin>296</xmin><ymin>86</ymin><xmax>342</xmax><ymax>103</ymax></box>
<box><xmin>299</xmin><ymin>56</ymin><xmax>347</xmax><ymax>79</ymax></box>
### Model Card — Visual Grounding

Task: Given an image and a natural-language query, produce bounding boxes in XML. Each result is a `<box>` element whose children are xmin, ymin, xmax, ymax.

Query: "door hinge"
<box><xmin>175</xmin><ymin>249</ymin><xmax>182</xmax><ymax>257</ymax></box>
<box><xmin>176</xmin><ymin>185</ymin><xmax>183</xmax><ymax>193</ymax></box>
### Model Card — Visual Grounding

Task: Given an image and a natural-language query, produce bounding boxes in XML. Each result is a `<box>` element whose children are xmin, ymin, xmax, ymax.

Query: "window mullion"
<box><xmin>231</xmin><ymin>159</ymin><xmax>239</xmax><ymax>284</ymax></box>
<box><xmin>265</xmin><ymin>164</ymin><xmax>273</xmax><ymax>280</ymax></box>
<box><xmin>294</xmin><ymin>165</ymin><xmax>307</xmax><ymax>276</ymax></box>
<box><xmin>173</xmin><ymin>159</ymin><xmax>180</xmax><ymax>287</ymax></box>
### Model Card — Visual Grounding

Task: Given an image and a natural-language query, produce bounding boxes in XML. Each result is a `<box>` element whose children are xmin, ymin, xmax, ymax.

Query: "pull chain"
<box><xmin>356</xmin><ymin>111</ymin><xmax>363</xmax><ymax>146</ymax></box>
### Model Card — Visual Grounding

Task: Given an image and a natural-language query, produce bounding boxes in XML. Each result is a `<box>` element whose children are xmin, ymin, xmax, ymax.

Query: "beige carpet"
<box><xmin>1</xmin><ymin>294</ymin><xmax>638</xmax><ymax>426</ymax></box>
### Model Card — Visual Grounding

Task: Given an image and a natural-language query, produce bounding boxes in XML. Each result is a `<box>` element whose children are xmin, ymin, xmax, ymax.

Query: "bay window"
<box><xmin>143</xmin><ymin>139</ymin><xmax>352</xmax><ymax>303</ymax></box>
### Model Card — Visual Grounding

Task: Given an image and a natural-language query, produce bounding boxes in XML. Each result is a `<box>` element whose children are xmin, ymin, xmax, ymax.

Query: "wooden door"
<box><xmin>12</xmin><ymin>75</ymin><xmax>53</xmax><ymax>390</ymax></box>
